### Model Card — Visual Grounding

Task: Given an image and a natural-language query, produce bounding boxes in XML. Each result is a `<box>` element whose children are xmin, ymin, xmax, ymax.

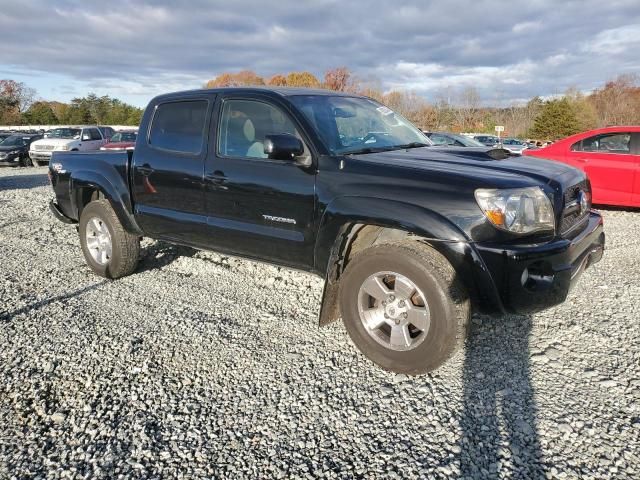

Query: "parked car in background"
<box><xmin>473</xmin><ymin>135</ymin><xmax>500</xmax><ymax>147</ymax></box>
<box><xmin>0</xmin><ymin>134</ymin><xmax>43</xmax><ymax>167</ymax></box>
<box><xmin>100</xmin><ymin>130</ymin><xmax>138</xmax><ymax>151</ymax></box>
<box><xmin>29</xmin><ymin>126</ymin><xmax>107</xmax><ymax>166</ymax></box>
<box><xmin>424</xmin><ymin>132</ymin><xmax>487</xmax><ymax>148</ymax></box>
<box><xmin>525</xmin><ymin>126</ymin><xmax>640</xmax><ymax>207</ymax></box>
<box><xmin>501</xmin><ymin>138</ymin><xmax>528</xmax><ymax>155</ymax></box>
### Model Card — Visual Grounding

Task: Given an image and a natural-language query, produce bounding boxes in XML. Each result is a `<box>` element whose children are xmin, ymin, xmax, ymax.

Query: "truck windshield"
<box><xmin>289</xmin><ymin>95</ymin><xmax>430</xmax><ymax>155</ymax></box>
<box><xmin>454</xmin><ymin>135</ymin><xmax>486</xmax><ymax>147</ymax></box>
<box><xmin>48</xmin><ymin>128</ymin><xmax>81</xmax><ymax>139</ymax></box>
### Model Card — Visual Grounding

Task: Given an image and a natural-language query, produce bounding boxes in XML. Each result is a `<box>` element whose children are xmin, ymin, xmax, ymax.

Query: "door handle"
<box><xmin>138</xmin><ymin>164</ymin><xmax>154</xmax><ymax>175</ymax></box>
<box><xmin>205</xmin><ymin>171</ymin><xmax>228</xmax><ymax>190</ymax></box>
<box><xmin>205</xmin><ymin>171</ymin><xmax>227</xmax><ymax>183</ymax></box>
<box><xmin>577</xmin><ymin>158</ymin><xmax>588</xmax><ymax>163</ymax></box>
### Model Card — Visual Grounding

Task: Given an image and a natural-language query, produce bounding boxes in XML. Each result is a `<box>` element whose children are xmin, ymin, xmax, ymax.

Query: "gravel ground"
<box><xmin>0</xmin><ymin>166</ymin><xmax>638</xmax><ymax>479</ymax></box>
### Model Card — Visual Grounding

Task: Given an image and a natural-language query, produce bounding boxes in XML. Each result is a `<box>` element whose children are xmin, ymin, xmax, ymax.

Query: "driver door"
<box><xmin>79</xmin><ymin>128</ymin><xmax>102</xmax><ymax>151</ymax></box>
<box><xmin>204</xmin><ymin>94</ymin><xmax>317</xmax><ymax>269</ymax></box>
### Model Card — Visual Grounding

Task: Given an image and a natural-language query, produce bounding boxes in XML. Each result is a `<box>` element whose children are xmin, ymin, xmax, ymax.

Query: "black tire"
<box><xmin>20</xmin><ymin>155</ymin><xmax>33</xmax><ymax>167</ymax></box>
<box><xmin>79</xmin><ymin>200</ymin><xmax>140</xmax><ymax>279</ymax></box>
<box><xmin>339</xmin><ymin>241</ymin><xmax>470</xmax><ymax>375</ymax></box>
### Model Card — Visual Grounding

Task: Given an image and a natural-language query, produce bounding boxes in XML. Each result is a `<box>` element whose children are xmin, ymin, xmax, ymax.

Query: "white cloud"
<box><xmin>584</xmin><ymin>25</ymin><xmax>640</xmax><ymax>54</ymax></box>
<box><xmin>512</xmin><ymin>21</ymin><xmax>541</xmax><ymax>33</ymax></box>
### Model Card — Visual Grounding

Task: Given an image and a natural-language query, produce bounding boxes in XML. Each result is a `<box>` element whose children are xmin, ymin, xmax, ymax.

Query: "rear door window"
<box><xmin>149</xmin><ymin>100</ymin><xmax>208</xmax><ymax>154</ymax></box>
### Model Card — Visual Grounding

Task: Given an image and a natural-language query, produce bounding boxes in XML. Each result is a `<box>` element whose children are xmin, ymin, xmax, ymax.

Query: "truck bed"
<box><xmin>49</xmin><ymin>150</ymin><xmax>134</xmax><ymax>224</ymax></box>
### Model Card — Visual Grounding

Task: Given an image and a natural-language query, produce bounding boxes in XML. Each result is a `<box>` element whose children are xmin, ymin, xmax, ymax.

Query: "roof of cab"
<box><xmin>151</xmin><ymin>86</ymin><xmax>364</xmax><ymax>103</ymax></box>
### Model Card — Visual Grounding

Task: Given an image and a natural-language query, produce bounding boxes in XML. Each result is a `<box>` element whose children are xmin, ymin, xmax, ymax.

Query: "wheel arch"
<box><xmin>71</xmin><ymin>170</ymin><xmax>142</xmax><ymax>235</ymax></box>
<box><xmin>315</xmin><ymin>196</ymin><xmax>501</xmax><ymax>326</ymax></box>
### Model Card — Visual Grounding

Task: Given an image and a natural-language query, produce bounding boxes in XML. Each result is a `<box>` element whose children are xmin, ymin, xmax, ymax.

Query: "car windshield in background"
<box><xmin>110</xmin><ymin>132</ymin><xmax>137</xmax><ymax>143</ymax></box>
<box><xmin>289</xmin><ymin>95</ymin><xmax>429</xmax><ymax>155</ymax></box>
<box><xmin>48</xmin><ymin>128</ymin><xmax>81</xmax><ymax>139</ymax></box>
<box><xmin>0</xmin><ymin>135</ymin><xmax>27</xmax><ymax>146</ymax></box>
<box><xmin>453</xmin><ymin>135</ymin><xmax>485</xmax><ymax>147</ymax></box>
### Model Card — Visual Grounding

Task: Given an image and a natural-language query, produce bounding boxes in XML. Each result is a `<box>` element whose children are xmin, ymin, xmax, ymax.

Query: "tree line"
<box><xmin>2</xmin><ymin>69</ymin><xmax>638</xmax><ymax>138</ymax></box>
<box><xmin>0</xmin><ymin>80</ymin><xmax>143</xmax><ymax>126</ymax></box>
<box><xmin>206</xmin><ymin>68</ymin><xmax>640</xmax><ymax>140</ymax></box>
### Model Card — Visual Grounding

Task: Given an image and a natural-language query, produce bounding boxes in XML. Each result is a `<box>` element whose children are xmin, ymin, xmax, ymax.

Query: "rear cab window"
<box><xmin>149</xmin><ymin>100</ymin><xmax>208</xmax><ymax>154</ymax></box>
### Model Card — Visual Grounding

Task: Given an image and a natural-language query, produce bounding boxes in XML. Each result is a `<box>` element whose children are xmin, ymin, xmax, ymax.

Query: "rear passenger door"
<box><xmin>203</xmin><ymin>94</ymin><xmax>317</xmax><ymax>269</ymax></box>
<box><xmin>132</xmin><ymin>96</ymin><xmax>214</xmax><ymax>244</ymax></box>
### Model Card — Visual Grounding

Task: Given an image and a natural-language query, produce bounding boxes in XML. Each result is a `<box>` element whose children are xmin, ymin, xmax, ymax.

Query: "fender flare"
<box><xmin>314</xmin><ymin>196</ymin><xmax>468</xmax><ymax>273</ymax></box>
<box><xmin>314</xmin><ymin>196</ymin><xmax>479</xmax><ymax>326</ymax></box>
<box><xmin>70</xmin><ymin>170</ymin><xmax>143</xmax><ymax>235</ymax></box>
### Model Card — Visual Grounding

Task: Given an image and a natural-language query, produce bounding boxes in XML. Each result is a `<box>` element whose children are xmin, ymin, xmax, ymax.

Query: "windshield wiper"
<box><xmin>395</xmin><ymin>142</ymin><xmax>431</xmax><ymax>149</ymax></box>
<box><xmin>343</xmin><ymin>146</ymin><xmax>398</xmax><ymax>155</ymax></box>
<box><xmin>343</xmin><ymin>142</ymin><xmax>430</xmax><ymax>156</ymax></box>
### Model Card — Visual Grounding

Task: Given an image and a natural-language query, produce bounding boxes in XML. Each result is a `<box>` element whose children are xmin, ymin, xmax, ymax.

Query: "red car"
<box><xmin>100</xmin><ymin>130</ymin><xmax>138</xmax><ymax>151</ymax></box>
<box><xmin>525</xmin><ymin>126</ymin><xmax>640</xmax><ymax>207</ymax></box>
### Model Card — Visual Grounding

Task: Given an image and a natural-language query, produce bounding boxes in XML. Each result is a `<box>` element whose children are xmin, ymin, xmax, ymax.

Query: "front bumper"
<box><xmin>0</xmin><ymin>153</ymin><xmax>21</xmax><ymax>166</ymax></box>
<box><xmin>29</xmin><ymin>151</ymin><xmax>53</xmax><ymax>162</ymax></box>
<box><xmin>474</xmin><ymin>211</ymin><xmax>605</xmax><ymax>314</ymax></box>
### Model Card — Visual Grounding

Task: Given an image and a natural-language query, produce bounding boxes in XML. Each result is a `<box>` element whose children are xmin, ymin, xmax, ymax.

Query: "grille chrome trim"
<box><xmin>560</xmin><ymin>180</ymin><xmax>590</xmax><ymax>235</ymax></box>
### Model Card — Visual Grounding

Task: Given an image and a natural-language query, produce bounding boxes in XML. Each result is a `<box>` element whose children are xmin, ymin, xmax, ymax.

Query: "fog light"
<box><xmin>521</xmin><ymin>261</ymin><xmax>555</xmax><ymax>291</ymax></box>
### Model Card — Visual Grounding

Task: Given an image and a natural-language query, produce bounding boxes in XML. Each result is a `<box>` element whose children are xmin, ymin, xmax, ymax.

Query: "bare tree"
<box><xmin>452</xmin><ymin>86</ymin><xmax>481</xmax><ymax>132</ymax></box>
<box><xmin>589</xmin><ymin>74</ymin><xmax>640</xmax><ymax>126</ymax></box>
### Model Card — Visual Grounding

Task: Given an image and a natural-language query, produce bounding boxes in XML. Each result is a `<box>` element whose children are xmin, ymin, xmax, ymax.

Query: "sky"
<box><xmin>0</xmin><ymin>0</ymin><xmax>639</xmax><ymax>108</ymax></box>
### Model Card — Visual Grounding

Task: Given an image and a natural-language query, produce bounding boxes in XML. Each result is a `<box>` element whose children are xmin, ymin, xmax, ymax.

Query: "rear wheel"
<box><xmin>79</xmin><ymin>200</ymin><xmax>140</xmax><ymax>279</ymax></box>
<box><xmin>339</xmin><ymin>242</ymin><xmax>470</xmax><ymax>375</ymax></box>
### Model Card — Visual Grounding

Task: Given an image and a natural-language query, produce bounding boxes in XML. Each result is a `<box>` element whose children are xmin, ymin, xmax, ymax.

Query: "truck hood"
<box><xmin>31</xmin><ymin>138</ymin><xmax>76</xmax><ymax>148</ymax></box>
<box><xmin>351</xmin><ymin>146</ymin><xmax>581</xmax><ymax>187</ymax></box>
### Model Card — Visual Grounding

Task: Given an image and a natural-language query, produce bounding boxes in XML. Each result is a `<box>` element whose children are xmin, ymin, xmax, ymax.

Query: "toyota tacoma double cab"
<box><xmin>48</xmin><ymin>87</ymin><xmax>605</xmax><ymax>375</ymax></box>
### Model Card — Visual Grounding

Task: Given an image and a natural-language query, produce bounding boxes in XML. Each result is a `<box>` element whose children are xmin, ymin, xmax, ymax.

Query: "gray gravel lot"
<box><xmin>0</xmin><ymin>166</ymin><xmax>639</xmax><ymax>479</ymax></box>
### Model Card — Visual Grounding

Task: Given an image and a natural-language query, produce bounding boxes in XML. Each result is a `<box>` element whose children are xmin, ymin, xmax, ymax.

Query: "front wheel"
<box><xmin>79</xmin><ymin>200</ymin><xmax>140</xmax><ymax>279</ymax></box>
<box><xmin>339</xmin><ymin>242</ymin><xmax>470</xmax><ymax>375</ymax></box>
<box><xmin>20</xmin><ymin>155</ymin><xmax>33</xmax><ymax>167</ymax></box>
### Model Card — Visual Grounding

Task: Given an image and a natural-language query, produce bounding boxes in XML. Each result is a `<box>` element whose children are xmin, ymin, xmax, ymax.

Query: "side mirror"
<box><xmin>264</xmin><ymin>133</ymin><xmax>304</xmax><ymax>161</ymax></box>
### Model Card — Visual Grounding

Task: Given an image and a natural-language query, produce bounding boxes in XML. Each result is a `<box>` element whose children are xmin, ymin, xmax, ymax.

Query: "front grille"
<box><xmin>35</xmin><ymin>145</ymin><xmax>55</xmax><ymax>151</ymax></box>
<box><xmin>560</xmin><ymin>179</ymin><xmax>590</xmax><ymax>234</ymax></box>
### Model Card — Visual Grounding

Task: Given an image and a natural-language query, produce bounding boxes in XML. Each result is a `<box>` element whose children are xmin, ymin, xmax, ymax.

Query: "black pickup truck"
<box><xmin>48</xmin><ymin>87</ymin><xmax>605</xmax><ymax>375</ymax></box>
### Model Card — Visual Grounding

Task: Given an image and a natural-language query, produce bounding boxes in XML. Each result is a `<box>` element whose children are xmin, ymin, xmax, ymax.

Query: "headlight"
<box><xmin>475</xmin><ymin>187</ymin><xmax>555</xmax><ymax>234</ymax></box>
<box><xmin>57</xmin><ymin>145</ymin><xmax>70</xmax><ymax>151</ymax></box>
